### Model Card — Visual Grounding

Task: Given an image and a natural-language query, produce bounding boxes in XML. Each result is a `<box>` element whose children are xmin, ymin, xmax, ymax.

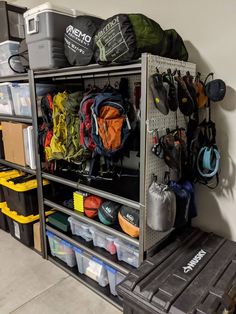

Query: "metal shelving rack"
<box><xmin>0</xmin><ymin>54</ymin><xmax>196</xmax><ymax>310</ymax></box>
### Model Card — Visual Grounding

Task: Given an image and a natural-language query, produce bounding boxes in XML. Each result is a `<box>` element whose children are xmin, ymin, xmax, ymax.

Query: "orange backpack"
<box><xmin>91</xmin><ymin>92</ymin><xmax>131</xmax><ymax>157</ymax></box>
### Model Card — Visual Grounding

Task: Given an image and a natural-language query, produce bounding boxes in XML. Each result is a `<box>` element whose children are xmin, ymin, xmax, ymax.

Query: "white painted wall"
<box><xmin>10</xmin><ymin>0</ymin><xmax>236</xmax><ymax>240</ymax></box>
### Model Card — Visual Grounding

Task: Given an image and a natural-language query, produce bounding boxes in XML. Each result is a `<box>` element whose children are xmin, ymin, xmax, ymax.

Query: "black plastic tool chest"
<box><xmin>117</xmin><ymin>228</ymin><xmax>236</xmax><ymax>314</ymax></box>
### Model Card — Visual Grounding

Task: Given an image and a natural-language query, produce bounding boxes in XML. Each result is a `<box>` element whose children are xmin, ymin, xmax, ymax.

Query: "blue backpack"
<box><xmin>91</xmin><ymin>92</ymin><xmax>131</xmax><ymax>157</ymax></box>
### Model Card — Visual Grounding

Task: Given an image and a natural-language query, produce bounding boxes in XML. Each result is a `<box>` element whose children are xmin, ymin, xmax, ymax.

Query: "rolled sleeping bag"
<box><xmin>64</xmin><ymin>15</ymin><xmax>104</xmax><ymax>66</ymax></box>
<box><xmin>84</xmin><ymin>195</ymin><xmax>103</xmax><ymax>218</ymax></box>
<box><xmin>147</xmin><ymin>179</ymin><xmax>176</xmax><ymax>231</ymax></box>
<box><xmin>98</xmin><ymin>201</ymin><xmax>120</xmax><ymax>225</ymax></box>
<box><xmin>94</xmin><ymin>13</ymin><xmax>188</xmax><ymax>64</ymax></box>
<box><xmin>118</xmin><ymin>206</ymin><xmax>139</xmax><ymax>238</ymax></box>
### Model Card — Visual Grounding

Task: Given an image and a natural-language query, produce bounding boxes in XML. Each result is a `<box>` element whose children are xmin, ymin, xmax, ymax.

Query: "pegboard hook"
<box><xmin>146</xmin><ymin>119</ymin><xmax>157</xmax><ymax>134</ymax></box>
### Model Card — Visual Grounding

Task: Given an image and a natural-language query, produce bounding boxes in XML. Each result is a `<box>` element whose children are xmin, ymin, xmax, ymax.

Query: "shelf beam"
<box><xmin>46</xmin><ymin>224</ymin><xmax>130</xmax><ymax>275</ymax></box>
<box><xmin>0</xmin><ymin>159</ymin><xmax>36</xmax><ymax>175</ymax></box>
<box><xmin>0</xmin><ymin>115</ymin><xmax>32</xmax><ymax>124</ymax></box>
<box><xmin>42</xmin><ymin>172</ymin><xmax>140</xmax><ymax>210</ymax></box>
<box><xmin>0</xmin><ymin>73</ymin><xmax>29</xmax><ymax>83</ymax></box>
<box><xmin>34</xmin><ymin>61</ymin><xmax>141</xmax><ymax>80</ymax></box>
<box><xmin>44</xmin><ymin>199</ymin><xmax>139</xmax><ymax>247</ymax></box>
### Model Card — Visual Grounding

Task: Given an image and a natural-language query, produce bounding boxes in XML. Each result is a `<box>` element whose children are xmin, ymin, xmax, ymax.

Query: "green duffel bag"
<box><xmin>94</xmin><ymin>14</ymin><xmax>188</xmax><ymax>64</ymax></box>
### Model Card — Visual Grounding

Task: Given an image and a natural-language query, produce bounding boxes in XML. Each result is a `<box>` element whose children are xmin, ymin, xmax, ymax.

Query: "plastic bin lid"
<box><xmin>24</xmin><ymin>2</ymin><xmax>85</xmax><ymax>18</ymax></box>
<box><xmin>73</xmin><ymin>246</ymin><xmax>82</xmax><ymax>254</ymax></box>
<box><xmin>0</xmin><ymin>169</ymin><xmax>21</xmax><ymax>179</ymax></box>
<box><xmin>92</xmin><ymin>256</ymin><xmax>104</xmax><ymax>266</ymax></box>
<box><xmin>105</xmin><ymin>264</ymin><xmax>117</xmax><ymax>274</ymax></box>
<box><xmin>0</xmin><ymin>201</ymin><xmax>6</xmax><ymax>211</ymax></box>
<box><xmin>0</xmin><ymin>175</ymin><xmax>49</xmax><ymax>192</ymax></box>
<box><xmin>0</xmin><ymin>41</ymin><xmax>20</xmax><ymax>46</ymax></box>
<box><xmin>2</xmin><ymin>203</ymin><xmax>54</xmax><ymax>223</ymax></box>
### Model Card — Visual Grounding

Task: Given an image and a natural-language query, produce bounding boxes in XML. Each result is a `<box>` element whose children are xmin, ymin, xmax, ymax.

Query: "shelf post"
<box><xmin>28</xmin><ymin>69</ymin><xmax>47</xmax><ymax>259</ymax></box>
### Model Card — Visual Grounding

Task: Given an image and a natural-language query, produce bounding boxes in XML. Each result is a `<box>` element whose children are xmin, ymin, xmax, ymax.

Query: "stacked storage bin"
<box><xmin>47</xmin><ymin>231</ymin><xmax>77</xmax><ymax>267</ymax></box>
<box><xmin>0</xmin><ymin>168</ymin><xmax>21</xmax><ymax>231</ymax></box>
<box><xmin>0</xmin><ymin>41</ymin><xmax>24</xmax><ymax>76</ymax></box>
<box><xmin>0</xmin><ymin>2</ymin><xmax>26</xmax><ymax>76</ymax></box>
<box><xmin>0</xmin><ymin>173</ymin><xmax>50</xmax><ymax>246</ymax></box>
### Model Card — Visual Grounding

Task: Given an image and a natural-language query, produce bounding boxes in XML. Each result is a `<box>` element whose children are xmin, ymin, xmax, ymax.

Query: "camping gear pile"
<box><xmin>2</xmin><ymin>2</ymin><xmax>189</xmax><ymax>73</ymax></box>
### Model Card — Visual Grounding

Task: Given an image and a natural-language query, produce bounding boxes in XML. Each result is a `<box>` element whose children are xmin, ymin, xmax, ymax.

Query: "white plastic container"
<box><xmin>23</xmin><ymin>126</ymin><xmax>36</xmax><ymax>170</ymax></box>
<box><xmin>0</xmin><ymin>60</ymin><xmax>24</xmax><ymax>77</ymax></box>
<box><xmin>106</xmin><ymin>265</ymin><xmax>126</xmax><ymax>296</ymax></box>
<box><xmin>74</xmin><ymin>247</ymin><xmax>109</xmax><ymax>287</ymax></box>
<box><xmin>0</xmin><ymin>83</ymin><xmax>14</xmax><ymax>115</ymax></box>
<box><xmin>47</xmin><ymin>231</ymin><xmax>76</xmax><ymax>267</ymax></box>
<box><xmin>68</xmin><ymin>217</ymin><xmax>92</xmax><ymax>242</ymax></box>
<box><xmin>0</xmin><ymin>41</ymin><xmax>20</xmax><ymax>63</ymax></box>
<box><xmin>10</xmin><ymin>83</ymin><xmax>55</xmax><ymax>117</ymax></box>
<box><xmin>114</xmin><ymin>238</ymin><xmax>139</xmax><ymax>268</ymax></box>
<box><xmin>24</xmin><ymin>3</ymin><xmax>85</xmax><ymax>70</ymax></box>
<box><xmin>90</xmin><ymin>227</ymin><xmax>117</xmax><ymax>255</ymax></box>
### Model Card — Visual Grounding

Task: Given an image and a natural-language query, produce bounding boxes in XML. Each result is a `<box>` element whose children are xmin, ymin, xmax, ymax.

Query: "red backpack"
<box><xmin>79</xmin><ymin>94</ymin><xmax>96</xmax><ymax>151</ymax></box>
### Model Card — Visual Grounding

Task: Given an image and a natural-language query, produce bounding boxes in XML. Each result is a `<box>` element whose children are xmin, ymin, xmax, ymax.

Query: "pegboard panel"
<box><xmin>144</xmin><ymin>55</ymin><xmax>196</xmax><ymax>251</ymax></box>
<box><xmin>84</xmin><ymin>74</ymin><xmax>141</xmax><ymax>107</ymax></box>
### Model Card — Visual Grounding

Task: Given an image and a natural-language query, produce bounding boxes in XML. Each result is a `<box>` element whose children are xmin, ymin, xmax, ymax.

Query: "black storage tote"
<box><xmin>117</xmin><ymin>227</ymin><xmax>236</xmax><ymax>314</ymax></box>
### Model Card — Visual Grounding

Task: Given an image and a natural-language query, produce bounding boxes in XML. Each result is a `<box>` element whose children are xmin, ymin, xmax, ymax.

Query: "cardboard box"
<box><xmin>2</xmin><ymin>122</ymin><xmax>28</xmax><ymax>166</ymax></box>
<box><xmin>33</xmin><ymin>221</ymin><xmax>41</xmax><ymax>253</ymax></box>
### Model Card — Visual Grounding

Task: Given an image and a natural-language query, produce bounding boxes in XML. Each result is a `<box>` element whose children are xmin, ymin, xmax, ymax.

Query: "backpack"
<box><xmin>49</xmin><ymin>92</ymin><xmax>67</xmax><ymax>160</ymax></box>
<box><xmin>49</xmin><ymin>91</ymin><xmax>88</xmax><ymax>162</ymax></box>
<box><xmin>39</xmin><ymin>93</ymin><xmax>54</xmax><ymax>162</ymax></box>
<box><xmin>63</xmin><ymin>91</ymin><xmax>87</xmax><ymax>162</ymax></box>
<box><xmin>79</xmin><ymin>94</ymin><xmax>96</xmax><ymax>151</ymax></box>
<box><xmin>91</xmin><ymin>92</ymin><xmax>131</xmax><ymax>157</ymax></box>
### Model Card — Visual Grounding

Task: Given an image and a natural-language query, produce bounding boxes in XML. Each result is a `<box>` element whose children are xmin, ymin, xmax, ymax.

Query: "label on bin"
<box><xmin>13</xmin><ymin>221</ymin><xmax>20</xmax><ymax>239</ymax></box>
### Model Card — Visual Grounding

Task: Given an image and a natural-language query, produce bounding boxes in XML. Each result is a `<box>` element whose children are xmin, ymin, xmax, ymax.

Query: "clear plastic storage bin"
<box><xmin>68</xmin><ymin>217</ymin><xmax>92</xmax><ymax>242</ymax></box>
<box><xmin>114</xmin><ymin>238</ymin><xmax>139</xmax><ymax>268</ymax></box>
<box><xmin>74</xmin><ymin>247</ymin><xmax>109</xmax><ymax>287</ymax></box>
<box><xmin>0</xmin><ymin>41</ymin><xmax>20</xmax><ymax>63</ymax></box>
<box><xmin>0</xmin><ymin>83</ymin><xmax>14</xmax><ymax>115</ymax></box>
<box><xmin>46</xmin><ymin>231</ymin><xmax>76</xmax><ymax>267</ymax></box>
<box><xmin>106</xmin><ymin>265</ymin><xmax>126</xmax><ymax>296</ymax></box>
<box><xmin>90</xmin><ymin>227</ymin><xmax>117</xmax><ymax>255</ymax></box>
<box><xmin>10</xmin><ymin>83</ymin><xmax>55</xmax><ymax>117</ymax></box>
<box><xmin>0</xmin><ymin>60</ymin><xmax>24</xmax><ymax>77</ymax></box>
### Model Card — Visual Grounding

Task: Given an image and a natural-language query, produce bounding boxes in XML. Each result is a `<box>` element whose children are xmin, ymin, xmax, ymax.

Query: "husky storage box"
<box><xmin>0</xmin><ymin>173</ymin><xmax>49</xmax><ymax>216</ymax></box>
<box><xmin>0</xmin><ymin>1</ymin><xmax>26</xmax><ymax>43</ymax></box>
<box><xmin>117</xmin><ymin>227</ymin><xmax>236</xmax><ymax>314</ymax></box>
<box><xmin>24</xmin><ymin>3</ymin><xmax>83</xmax><ymax>70</ymax></box>
<box><xmin>2</xmin><ymin>204</ymin><xmax>39</xmax><ymax>246</ymax></box>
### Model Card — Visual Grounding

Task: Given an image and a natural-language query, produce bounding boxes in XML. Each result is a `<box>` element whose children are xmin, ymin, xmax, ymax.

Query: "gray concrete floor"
<box><xmin>0</xmin><ymin>230</ymin><xmax>121</xmax><ymax>314</ymax></box>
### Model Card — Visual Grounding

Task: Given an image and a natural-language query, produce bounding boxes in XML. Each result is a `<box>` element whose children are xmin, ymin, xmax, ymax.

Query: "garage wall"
<box><xmin>10</xmin><ymin>0</ymin><xmax>236</xmax><ymax>240</ymax></box>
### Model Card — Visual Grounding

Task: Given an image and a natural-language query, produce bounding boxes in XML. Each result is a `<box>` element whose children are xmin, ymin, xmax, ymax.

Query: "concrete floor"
<box><xmin>0</xmin><ymin>230</ymin><xmax>121</xmax><ymax>314</ymax></box>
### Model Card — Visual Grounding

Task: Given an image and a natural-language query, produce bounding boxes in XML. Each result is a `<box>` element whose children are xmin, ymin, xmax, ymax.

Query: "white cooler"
<box><xmin>24</xmin><ymin>2</ymin><xmax>84</xmax><ymax>70</ymax></box>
